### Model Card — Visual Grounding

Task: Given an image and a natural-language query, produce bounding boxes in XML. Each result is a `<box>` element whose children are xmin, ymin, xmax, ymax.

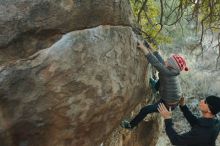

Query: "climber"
<box><xmin>121</xmin><ymin>39</ymin><xmax>188</xmax><ymax>129</ymax></box>
<box><xmin>158</xmin><ymin>95</ymin><xmax>220</xmax><ymax>146</ymax></box>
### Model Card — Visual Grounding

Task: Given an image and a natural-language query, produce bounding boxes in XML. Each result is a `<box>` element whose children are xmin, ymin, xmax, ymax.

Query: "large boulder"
<box><xmin>0</xmin><ymin>25</ymin><xmax>147</xmax><ymax>146</ymax></box>
<box><xmin>0</xmin><ymin>1</ymin><xmax>163</xmax><ymax>146</ymax></box>
<box><xmin>0</xmin><ymin>0</ymin><xmax>135</xmax><ymax>63</ymax></box>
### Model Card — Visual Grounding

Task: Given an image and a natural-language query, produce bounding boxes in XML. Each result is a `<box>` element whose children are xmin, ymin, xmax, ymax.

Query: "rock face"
<box><xmin>0</xmin><ymin>0</ymin><xmax>135</xmax><ymax>64</ymax></box>
<box><xmin>0</xmin><ymin>0</ymin><xmax>161</xmax><ymax>146</ymax></box>
<box><xmin>0</xmin><ymin>25</ymin><xmax>149</xmax><ymax>146</ymax></box>
<box><xmin>103</xmin><ymin>106</ymin><xmax>163</xmax><ymax>146</ymax></box>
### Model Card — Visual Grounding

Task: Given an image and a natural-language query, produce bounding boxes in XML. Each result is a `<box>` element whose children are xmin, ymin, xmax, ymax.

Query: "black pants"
<box><xmin>129</xmin><ymin>99</ymin><xmax>177</xmax><ymax>128</ymax></box>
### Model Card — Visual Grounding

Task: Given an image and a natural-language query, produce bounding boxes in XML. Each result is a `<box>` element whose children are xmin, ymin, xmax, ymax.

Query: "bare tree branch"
<box><xmin>199</xmin><ymin>20</ymin><xmax>205</xmax><ymax>58</ymax></box>
<box><xmin>154</xmin><ymin>0</ymin><xmax>164</xmax><ymax>38</ymax></box>
<box><xmin>144</xmin><ymin>11</ymin><xmax>154</xmax><ymax>26</ymax></box>
<box><xmin>216</xmin><ymin>33</ymin><xmax>220</xmax><ymax>69</ymax></box>
<box><xmin>137</xmin><ymin>0</ymin><xmax>148</xmax><ymax>23</ymax></box>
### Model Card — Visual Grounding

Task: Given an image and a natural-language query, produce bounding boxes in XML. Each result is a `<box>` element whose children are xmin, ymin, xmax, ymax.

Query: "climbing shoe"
<box><xmin>121</xmin><ymin>120</ymin><xmax>133</xmax><ymax>129</ymax></box>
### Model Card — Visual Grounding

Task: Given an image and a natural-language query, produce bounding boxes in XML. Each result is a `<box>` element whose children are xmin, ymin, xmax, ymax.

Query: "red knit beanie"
<box><xmin>169</xmin><ymin>54</ymin><xmax>189</xmax><ymax>71</ymax></box>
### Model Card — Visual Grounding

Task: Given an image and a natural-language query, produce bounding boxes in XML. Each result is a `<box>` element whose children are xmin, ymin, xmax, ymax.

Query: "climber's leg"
<box><xmin>126</xmin><ymin>99</ymin><xmax>164</xmax><ymax>129</ymax></box>
<box><xmin>129</xmin><ymin>104</ymin><xmax>158</xmax><ymax>128</ymax></box>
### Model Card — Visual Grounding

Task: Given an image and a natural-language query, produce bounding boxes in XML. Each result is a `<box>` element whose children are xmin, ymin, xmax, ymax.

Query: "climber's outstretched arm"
<box><xmin>137</xmin><ymin>40</ymin><xmax>150</xmax><ymax>55</ymax></box>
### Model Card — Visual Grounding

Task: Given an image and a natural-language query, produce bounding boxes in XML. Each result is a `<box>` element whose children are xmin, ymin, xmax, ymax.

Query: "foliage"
<box><xmin>130</xmin><ymin>0</ymin><xmax>172</xmax><ymax>46</ymax></box>
<box><xmin>130</xmin><ymin>0</ymin><xmax>220</xmax><ymax>54</ymax></box>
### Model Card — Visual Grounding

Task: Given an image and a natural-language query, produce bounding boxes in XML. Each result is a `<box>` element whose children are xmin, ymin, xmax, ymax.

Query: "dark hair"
<box><xmin>205</xmin><ymin>95</ymin><xmax>220</xmax><ymax>115</ymax></box>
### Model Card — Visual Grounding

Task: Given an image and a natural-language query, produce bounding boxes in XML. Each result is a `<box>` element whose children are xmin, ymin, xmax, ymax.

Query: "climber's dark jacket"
<box><xmin>146</xmin><ymin>51</ymin><xmax>182</xmax><ymax>104</ymax></box>
<box><xmin>165</xmin><ymin>105</ymin><xmax>220</xmax><ymax>146</ymax></box>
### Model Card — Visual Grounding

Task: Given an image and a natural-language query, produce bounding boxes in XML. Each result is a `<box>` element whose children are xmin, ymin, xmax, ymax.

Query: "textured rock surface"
<box><xmin>0</xmin><ymin>0</ymin><xmax>163</xmax><ymax>146</ymax></box>
<box><xmin>0</xmin><ymin>25</ymin><xmax>149</xmax><ymax>146</ymax></box>
<box><xmin>103</xmin><ymin>101</ymin><xmax>163</xmax><ymax>146</ymax></box>
<box><xmin>0</xmin><ymin>0</ymin><xmax>135</xmax><ymax>64</ymax></box>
